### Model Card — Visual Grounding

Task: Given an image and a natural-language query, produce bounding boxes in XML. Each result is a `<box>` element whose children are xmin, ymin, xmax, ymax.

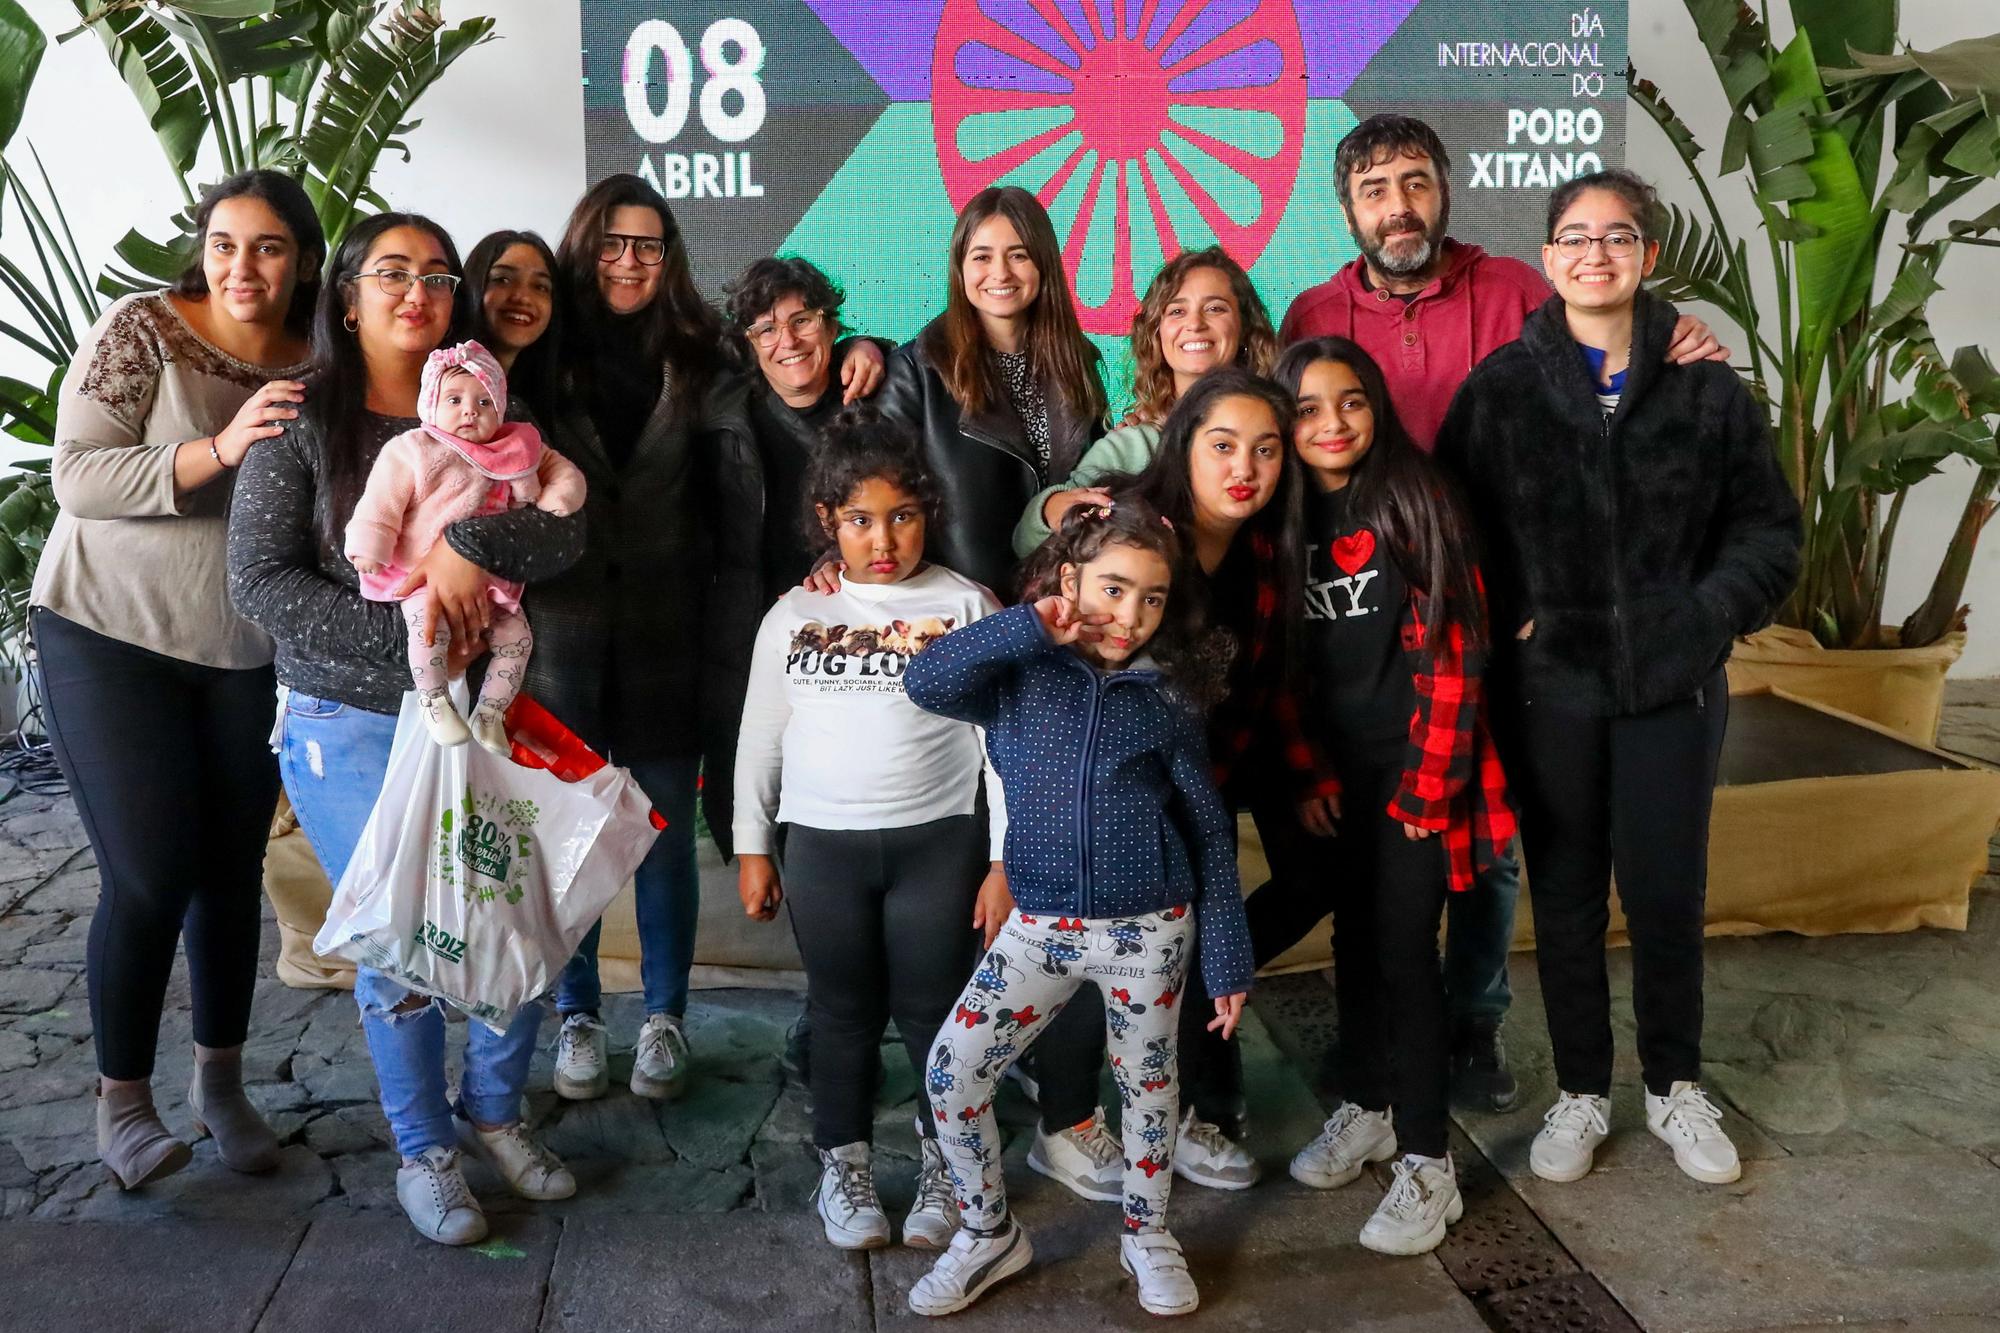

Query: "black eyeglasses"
<box><xmin>599</xmin><ymin>233</ymin><xmax>667</xmax><ymax>266</ymax></box>
<box><xmin>1551</xmin><ymin>231</ymin><xmax>1642</xmax><ymax>258</ymax></box>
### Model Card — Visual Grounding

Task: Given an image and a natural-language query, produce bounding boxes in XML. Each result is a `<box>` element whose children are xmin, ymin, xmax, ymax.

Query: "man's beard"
<box><xmin>1357</xmin><ymin>211</ymin><xmax>1447</xmax><ymax>278</ymax></box>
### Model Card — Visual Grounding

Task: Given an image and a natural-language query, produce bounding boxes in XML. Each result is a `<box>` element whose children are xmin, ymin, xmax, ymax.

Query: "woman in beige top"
<box><xmin>30</xmin><ymin>169</ymin><xmax>322</xmax><ymax>1190</ymax></box>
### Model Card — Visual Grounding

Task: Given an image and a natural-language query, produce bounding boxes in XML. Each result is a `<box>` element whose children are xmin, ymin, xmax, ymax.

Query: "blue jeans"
<box><xmin>278</xmin><ymin>690</ymin><xmax>544</xmax><ymax>1158</ymax></box>
<box><xmin>1443</xmin><ymin>841</ymin><xmax>1520</xmax><ymax>1024</ymax></box>
<box><xmin>554</xmin><ymin>755</ymin><xmax>700</xmax><ymax>1018</ymax></box>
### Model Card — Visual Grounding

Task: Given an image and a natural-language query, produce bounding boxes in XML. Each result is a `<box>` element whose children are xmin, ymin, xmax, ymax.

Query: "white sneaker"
<box><xmin>1646</xmin><ymin>1082</ymin><xmax>1741</xmax><ymax>1184</ymax></box>
<box><xmin>1026</xmin><ymin>1107</ymin><xmax>1122</xmax><ymax>1203</ymax></box>
<box><xmin>1174</xmin><ymin>1108</ymin><xmax>1260</xmax><ymax>1190</ymax></box>
<box><xmin>908</xmin><ymin>1221</ymin><xmax>1033</xmax><ymax>1316</ymax></box>
<box><xmin>1289</xmin><ymin>1103</ymin><xmax>1397</xmax><ymax>1189</ymax></box>
<box><xmin>1120</xmin><ymin>1230</ymin><xmax>1199</xmax><ymax>1316</ymax></box>
<box><xmin>1359</xmin><ymin>1155</ymin><xmax>1463</xmax><ymax>1256</ymax></box>
<box><xmin>469</xmin><ymin>704</ymin><xmax>511</xmax><ymax>758</ymax></box>
<box><xmin>630</xmin><ymin>1013</ymin><xmax>690</xmax><ymax>1100</ymax></box>
<box><xmin>552</xmin><ymin>1013</ymin><xmax>609</xmax><ymax>1101</ymax></box>
<box><xmin>904</xmin><ymin>1129</ymin><xmax>959</xmax><ymax>1249</ymax></box>
<box><xmin>816</xmin><ymin>1142</ymin><xmax>891</xmax><ymax>1250</ymax></box>
<box><xmin>417</xmin><ymin>691</ymin><xmax>471</xmax><ymax>748</ymax></box>
<box><xmin>1530</xmin><ymin>1092</ymin><xmax>1612</xmax><ymax>1183</ymax></box>
<box><xmin>395</xmin><ymin>1146</ymin><xmax>487</xmax><ymax>1246</ymax></box>
<box><xmin>457</xmin><ymin>1115</ymin><xmax>576</xmax><ymax>1201</ymax></box>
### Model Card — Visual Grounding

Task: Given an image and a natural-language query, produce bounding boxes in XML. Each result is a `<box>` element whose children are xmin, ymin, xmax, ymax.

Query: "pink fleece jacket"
<box><xmin>344</xmin><ymin>341</ymin><xmax>587</xmax><ymax>608</ymax></box>
<box><xmin>1278</xmin><ymin>239</ymin><xmax>1550</xmax><ymax>451</ymax></box>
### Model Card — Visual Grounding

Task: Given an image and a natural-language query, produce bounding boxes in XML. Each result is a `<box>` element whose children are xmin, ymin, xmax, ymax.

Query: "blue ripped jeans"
<box><xmin>278</xmin><ymin>690</ymin><xmax>544</xmax><ymax>1159</ymax></box>
<box><xmin>554</xmin><ymin>755</ymin><xmax>700</xmax><ymax>1019</ymax></box>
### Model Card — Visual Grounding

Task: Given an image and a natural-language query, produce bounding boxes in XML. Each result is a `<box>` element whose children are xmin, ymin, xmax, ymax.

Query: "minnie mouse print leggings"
<box><xmin>926</xmin><ymin>906</ymin><xmax>1194</xmax><ymax>1235</ymax></box>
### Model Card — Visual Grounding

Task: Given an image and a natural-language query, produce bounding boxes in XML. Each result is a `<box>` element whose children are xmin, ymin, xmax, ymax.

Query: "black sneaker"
<box><xmin>1451</xmin><ymin>1019</ymin><xmax>1520</xmax><ymax>1113</ymax></box>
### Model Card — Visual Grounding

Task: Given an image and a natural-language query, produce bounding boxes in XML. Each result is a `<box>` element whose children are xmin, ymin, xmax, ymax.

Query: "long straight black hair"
<box><xmin>463</xmin><ymin>229</ymin><xmax>562</xmax><ymax>421</ymax></box>
<box><xmin>303</xmin><ymin>210</ymin><xmax>464</xmax><ymax>547</ymax></box>
<box><xmin>1273</xmin><ymin>336</ymin><xmax>1487</xmax><ymax>650</ymax></box>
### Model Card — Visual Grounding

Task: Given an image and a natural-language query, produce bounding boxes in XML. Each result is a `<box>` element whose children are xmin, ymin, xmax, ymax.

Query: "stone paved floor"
<box><xmin>0</xmin><ymin>681</ymin><xmax>1996</xmax><ymax>1331</ymax></box>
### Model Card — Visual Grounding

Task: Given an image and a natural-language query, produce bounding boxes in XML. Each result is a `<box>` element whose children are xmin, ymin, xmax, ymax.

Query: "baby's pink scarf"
<box><xmin>418</xmin><ymin>339</ymin><xmax>542</xmax><ymax>480</ymax></box>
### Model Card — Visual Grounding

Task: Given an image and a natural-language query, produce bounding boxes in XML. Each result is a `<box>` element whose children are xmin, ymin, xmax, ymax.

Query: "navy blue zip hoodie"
<box><xmin>904</xmin><ymin>602</ymin><xmax>1254</xmax><ymax>998</ymax></box>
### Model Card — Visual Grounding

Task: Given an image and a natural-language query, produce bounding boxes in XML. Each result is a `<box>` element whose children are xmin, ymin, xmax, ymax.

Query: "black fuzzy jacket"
<box><xmin>876</xmin><ymin>318</ymin><xmax>1103</xmax><ymax>596</ymax></box>
<box><xmin>1436</xmin><ymin>290</ymin><xmax>1801</xmax><ymax>716</ymax></box>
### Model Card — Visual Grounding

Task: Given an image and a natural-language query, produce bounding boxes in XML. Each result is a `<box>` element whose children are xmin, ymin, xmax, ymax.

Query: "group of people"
<box><xmin>31</xmin><ymin>110</ymin><xmax>1799</xmax><ymax>1319</ymax></box>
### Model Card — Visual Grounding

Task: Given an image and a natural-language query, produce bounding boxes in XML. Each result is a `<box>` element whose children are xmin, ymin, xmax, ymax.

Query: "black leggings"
<box><xmin>1501</xmin><ymin>671</ymin><xmax>1727</xmax><ymax>1097</ymax></box>
<box><xmin>34</xmin><ymin>608</ymin><xmax>281</xmax><ymax>1081</ymax></box>
<box><xmin>781</xmin><ymin>816</ymin><xmax>986</xmax><ymax>1149</ymax></box>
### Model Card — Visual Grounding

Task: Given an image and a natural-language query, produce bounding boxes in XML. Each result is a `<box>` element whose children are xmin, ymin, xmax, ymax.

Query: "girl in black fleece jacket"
<box><xmin>1436</xmin><ymin>170</ymin><xmax>1800</xmax><ymax>1191</ymax></box>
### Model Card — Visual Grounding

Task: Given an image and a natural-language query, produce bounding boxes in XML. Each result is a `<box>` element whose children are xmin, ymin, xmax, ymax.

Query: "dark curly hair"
<box><xmin>1018</xmin><ymin>496</ymin><xmax>1234</xmax><ymax>708</ymax></box>
<box><xmin>723</xmin><ymin>255</ymin><xmax>846</xmax><ymax>335</ymax></box>
<box><xmin>1333</xmin><ymin>113</ymin><xmax>1452</xmax><ymax>216</ymax></box>
<box><xmin>800</xmin><ymin>404</ymin><xmax>943</xmax><ymax>555</ymax></box>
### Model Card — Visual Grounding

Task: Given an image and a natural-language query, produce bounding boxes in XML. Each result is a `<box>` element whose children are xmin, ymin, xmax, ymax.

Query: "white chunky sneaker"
<box><xmin>417</xmin><ymin>691</ymin><xmax>471</xmax><ymax>748</ymax></box>
<box><xmin>1289</xmin><ymin>1103</ymin><xmax>1397</xmax><ymax>1189</ymax></box>
<box><xmin>816</xmin><ymin>1142</ymin><xmax>892</xmax><ymax>1250</ymax></box>
<box><xmin>1120</xmin><ymin>1230</ymin><xmax>1199</xmax><ymax>1316</ymax></box>
<box><xmin>469</xmin><ymin>704</ymin><xmax>511</xmax><ymax>758</ymax></box>
<box><xmin>458</xmin><ymin>1115</ymin><xmax>576</xmax><ymax>1201</ymax></box>
<box><xmin>1646</xmin><ymin>1082</ymin><xmax>1741</xmax><ymax>1184</ymax></box>
<box><xmin>908</xmin><ymin>1221</ymin><xmax>1033</xmax><ymax>1316</ymax></box>
<box><xmin>395</xmin><ymin>1146</ymin><xmax>487</xmax><ymax>1246</ymax></box>
<box><xmin>1174</xmin><ymin>1109</ymin><xmax>1260</xmax><ymax>1190</ymax></box>
<box><xmin>904</xmin><ymin>1130</ymin><xmax>960</xmax><ymax>1249</ymax></box>
<box><xmin>1359</xmin><ymin>1155</ymin><xmax>1463</xmax><ymax>1256</ymax></box>
<box><xmin>1530</xmin><ymin>1092</ymin><xmax>1612</xmax><ymax>1183</ymax></box>
<box><xmin>630</xmin><ymin>1013</ymin><xmax>690</xmax><ymax>1100</ymax></box>
<box><xmin>1027</xmin><ymin>1106</ymin><xmax>1123</xmax><ymax>1203</ymax></box>
<box><xmin>552</xmin><ymin>1013</ymin><xmax>609</xmax><ymax>1101</ymax></box>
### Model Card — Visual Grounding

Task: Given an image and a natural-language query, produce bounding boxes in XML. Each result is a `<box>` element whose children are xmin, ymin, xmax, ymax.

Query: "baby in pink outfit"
<box><xmin>346</xmin><ymin>340</ymin><xmax>586</xmax><ymax>755</ymax></box>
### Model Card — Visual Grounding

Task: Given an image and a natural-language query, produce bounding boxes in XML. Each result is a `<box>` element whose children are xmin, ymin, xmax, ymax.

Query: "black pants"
<box><xmin>34</xmin><ymin>608</ymin><xmax>280</xmax><ymax>1081</ymax></box>
<box><xmin>1323</xmin><ymin>755</ymin><xmax>1451</xmax><ymax>1157</ymax></box>
<box><xmin>781</xmin><ymin>816</ymin><xmax>985</xmax><ymax>1149</ymax></box>
<box><xmin>1501</xmin><ymin>670</ymin><xmax>1727</xmax><ymax>1097</ymax></box>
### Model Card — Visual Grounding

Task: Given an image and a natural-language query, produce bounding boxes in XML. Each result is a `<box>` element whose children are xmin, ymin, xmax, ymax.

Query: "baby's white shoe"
<box><xmin>470</xmin><ymin>704</ymin><xmax>511</xmax><ymax>758</ymax></box>
<box><xmin>418</xmin><ymin>691</ymin><xmax>471</xmax><ymax>747</ymax></box>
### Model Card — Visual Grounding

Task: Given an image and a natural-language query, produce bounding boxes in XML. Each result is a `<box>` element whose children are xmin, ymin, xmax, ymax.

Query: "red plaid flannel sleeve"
<box><xmin>1388</xmin><ymin>591</ymin><xmax>1481</xmax><ymax>832</ymax></box>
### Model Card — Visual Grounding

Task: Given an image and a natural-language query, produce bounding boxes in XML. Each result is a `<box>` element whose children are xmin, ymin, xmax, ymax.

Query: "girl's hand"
<box><xmin>972</xmin><ymin>862</ymin><xmax>1013</xmax><ymax>949</ymax></box>
<box><xmin>1207</xmin><ymin>992</ymin><xmax>1246</xmax><ymax>1041</ymax></box>
<box><xmin>1297</xmin><ymin>793</ymin><xmax>1340</xmax><ymax>838</ymax></box>
<box><xmin>802</xmin><ymin>561</ymin><xmax>844</xmax><ymax>596</ymax></box>
<box><xmin>1042</xmin><ymin>486</ymin><xmax>1112</xmax><ymax>530</ymax></box>
<box><xmin>395</xmin><ymin>543</ymin><xmax>493</xmax><ymax>648</ymax></box>
<box><xmin>214</xmin><ymin>379</ymin><xmax>305</xmax><ymax>467</ymax></box>
<box><xmin>1032</xmin><ymin>594</ymin><xmax>1111</xmax><ymax>646</ymax></box>
<box><xmin>1666</xmin><ymin>314</ymin><xmax>1729</xmax><ymax>365</ymax></box>
<box><xmin>738</xmin><ymin>854</ymin><xmax>783</xmax><ymax>921</ymax></box>
<box><xmin>839</xmin><ymin>340</ymin><xmax>886</xmax><ymax>402</ymax></box>
<box><xmin>1402</xmin><ymin>823</ymin><xmax>1436</xmax><ymax>841</ymax></box>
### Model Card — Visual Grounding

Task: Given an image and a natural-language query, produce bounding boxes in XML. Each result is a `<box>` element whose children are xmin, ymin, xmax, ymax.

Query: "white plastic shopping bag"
<box><xmin>315</xmin><ymin>689</ymin><xmax>660</xmax><ymax>1029</ymax></box>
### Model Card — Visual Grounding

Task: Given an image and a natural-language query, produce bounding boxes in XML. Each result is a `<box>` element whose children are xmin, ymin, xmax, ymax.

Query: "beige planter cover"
<box><xmin>1725</xmin><ymin>624</ymin><xmax>1965</xmax><ymax>746</ymax></box>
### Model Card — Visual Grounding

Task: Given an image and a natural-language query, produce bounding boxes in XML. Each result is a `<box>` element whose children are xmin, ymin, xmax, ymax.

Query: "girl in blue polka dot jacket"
<box><xmin>900</xmin><ymin>498</ymin><xmax>1251</xmax><ymax>1320</ymax></box>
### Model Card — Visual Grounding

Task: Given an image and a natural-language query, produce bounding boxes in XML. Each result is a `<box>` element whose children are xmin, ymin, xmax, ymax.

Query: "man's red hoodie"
<box><xmin>1278</xmin><ymin>238</ymin><xmax>1550</xmax><ymax>451</ymax></box>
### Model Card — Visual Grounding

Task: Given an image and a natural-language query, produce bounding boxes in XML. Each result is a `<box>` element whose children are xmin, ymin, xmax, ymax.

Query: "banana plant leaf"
<box><xmin>67</xmin><ymin>1</ymin><xmax>205</xmax><ymax>174</ymax></box>
<box><xmin>0</xmin><ymin>0</ymin><xmax>47</xmax><ymax>151</ymax></box>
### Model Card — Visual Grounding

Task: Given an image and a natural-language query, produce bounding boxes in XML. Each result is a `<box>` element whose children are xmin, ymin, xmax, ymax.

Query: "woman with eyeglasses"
<box><xmin>1436</xmin><ymin>170</ymin><xmax>1798</xmax><ymax>1190</ymax></box>
<box><xmin>228</xmin><ymin>213</ymin><xmax>586</xmax><ymax>1244</ymax></box>
<box><xmin>33</xmin><ymin>171</ymin><xmax>319</xmax><ymax>1192</ymax></box>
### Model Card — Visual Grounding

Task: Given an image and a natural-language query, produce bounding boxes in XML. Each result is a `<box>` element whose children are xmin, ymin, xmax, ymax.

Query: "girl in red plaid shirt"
<box><xmin>1272</xmin><ymin>336</ymin><xmax>1516</xmax><ymax>1257</ymax></box>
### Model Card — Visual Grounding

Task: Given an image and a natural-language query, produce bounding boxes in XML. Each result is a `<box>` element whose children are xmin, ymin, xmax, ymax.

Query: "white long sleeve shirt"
<box><xmin>733</xmin><ymin>565</ymin><xmax>1006</xmax><ymax>857</ymax></box>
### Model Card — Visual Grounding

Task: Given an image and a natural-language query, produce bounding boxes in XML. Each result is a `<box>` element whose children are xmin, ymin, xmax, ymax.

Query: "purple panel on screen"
<box><xmin>956</xmin><ymin>40</ymin><xmax>1075</xmax><ymax>92</ymax></box>
<box><xmin>1168</xmin><ymin>37</ymin><xmax>1283</xmax><ymax>91</ymax></box>
<box><xmin>805</xmin><ymin>0</ymin><xmax>947</xmax><ymax>99</ymax></box>
<box><xmin>983</xmin><ymin>0</ymin><xmax>1085</xmax><ymax>65</ymax></box>
<box><xmin>1298</xmin><ymin>0</ymin><xmax>1425</xmax><ymax>96</ymax></box>
<box><xmin>1159</xmin><ymin>0</ymin><xmax>1258</xmax><ymax>69</ymax></box>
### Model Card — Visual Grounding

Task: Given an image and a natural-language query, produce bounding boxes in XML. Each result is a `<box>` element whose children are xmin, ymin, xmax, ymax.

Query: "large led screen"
<box><xmin>582</xmin><ymin>1</ymin><xmax>1627</xmax><ymax>394</ymax></box>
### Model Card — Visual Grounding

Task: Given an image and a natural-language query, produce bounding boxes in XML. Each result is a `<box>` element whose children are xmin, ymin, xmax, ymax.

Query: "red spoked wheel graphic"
<box><xmin>933</xmin><ymin>0</ymin><xmax>1307</xmax><ymax>335</ymax></box>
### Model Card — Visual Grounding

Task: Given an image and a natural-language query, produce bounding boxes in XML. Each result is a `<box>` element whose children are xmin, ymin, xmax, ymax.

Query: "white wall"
<box><xmin>8</xmin><ymin>0</ymin><xmax>1997</xmax><ymax>672</ymax></box>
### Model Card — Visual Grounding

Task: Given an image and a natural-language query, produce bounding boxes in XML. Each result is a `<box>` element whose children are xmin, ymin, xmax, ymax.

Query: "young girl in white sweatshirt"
<box><xmin>734</xmin><ymin>408</ymin><xmax>1008</xmax><ymax>1254</ymax></box>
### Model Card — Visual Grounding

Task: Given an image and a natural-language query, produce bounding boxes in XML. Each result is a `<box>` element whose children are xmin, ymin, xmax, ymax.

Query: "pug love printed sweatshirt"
<box><xmin>733</xmin><ymin>563</ymin><xmax>1007</xmax><ymax>857</ymax></box>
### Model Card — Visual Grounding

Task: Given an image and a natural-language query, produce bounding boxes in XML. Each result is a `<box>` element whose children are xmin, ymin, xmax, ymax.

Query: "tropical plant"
<box><xmin>0</xmin><ymin>0</ymin><xmax>493</xmax><ymax>655</ymax></box>
<box><xmin>1630</xmin><ymin>0</ymin><xmax>2000</xmax><ymax>650</ymax></box>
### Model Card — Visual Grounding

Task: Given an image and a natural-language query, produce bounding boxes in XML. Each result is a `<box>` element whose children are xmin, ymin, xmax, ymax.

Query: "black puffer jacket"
<box><xmin>1436</xmin><ymin>290</ymin><xmax>1801</xmax><ymax>716</ymax></box>
<box><xmin>876</xmin><ymin>317</ymin><xmax>1103</xmax><ymax>595</ymax></box>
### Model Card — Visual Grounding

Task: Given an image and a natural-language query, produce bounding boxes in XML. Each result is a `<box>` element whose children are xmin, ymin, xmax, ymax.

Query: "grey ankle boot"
<box><xmin>97</xmin><ymin>1082</ymin><xmax>192</xmax><ymax>1190</ymax></box>
<box><xmin>189</xmin><ymin>1052</ymin><xmax>282</xmax><ymax>1173</ymax></box>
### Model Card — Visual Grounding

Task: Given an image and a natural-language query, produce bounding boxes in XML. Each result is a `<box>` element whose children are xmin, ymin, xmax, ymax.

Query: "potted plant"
<box><xmin>0</xmin><ymin>0</ymin><xmax>493</xmax><ymax>662</ymax></box>
<box><xmin>1631</xmin><ymin>0</ymin><xmax>1999</xmax><ymax>745</ymax></box>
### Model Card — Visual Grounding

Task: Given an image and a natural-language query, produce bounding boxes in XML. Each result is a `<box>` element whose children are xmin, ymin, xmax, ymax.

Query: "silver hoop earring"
<box><xmin>342</xmin><ymin>313</ymin><xmax>358</xmax><ymax>333</ymax></box>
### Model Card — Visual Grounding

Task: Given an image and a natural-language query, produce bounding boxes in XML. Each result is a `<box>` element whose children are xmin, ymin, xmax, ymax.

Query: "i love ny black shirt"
<box><xmin>1303</xmin><ymin>486</ymin><xmax>1414</xmax><ymax>757</ymax></box>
